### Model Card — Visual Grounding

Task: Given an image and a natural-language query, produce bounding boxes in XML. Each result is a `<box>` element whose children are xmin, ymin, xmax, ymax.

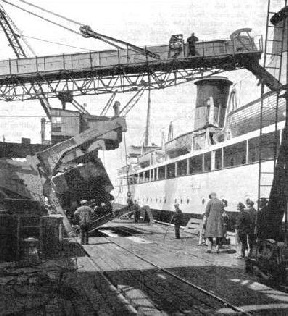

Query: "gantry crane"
<box><xmin>1</xmin><ymin>0</ymin><xmax>288</xmax><ymax>250</ymax></box>
<box><xmin>0</xmin><ymin>3</ymin><xmax>92</xmax><ymax>118</ymax></box>
<box><xmin>0</xmin><ymin>0</ymin><xmax>283</xmax><ymax>104</ymax></box>
<box><xmin>0</xmin><ymin>3</ymin><xmax>53</xmax><ymax>118</ymax></box>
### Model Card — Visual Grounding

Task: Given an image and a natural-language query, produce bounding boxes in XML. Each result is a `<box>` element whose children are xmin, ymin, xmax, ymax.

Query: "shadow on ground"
<box><xmin>98</xmin><ymin>265</ymin><xmax>288</xmax><ymax>315</ymax></box>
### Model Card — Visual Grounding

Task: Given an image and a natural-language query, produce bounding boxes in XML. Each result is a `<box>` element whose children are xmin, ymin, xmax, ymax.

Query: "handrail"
<box><xmin>0</xmin><ymin>35</ymin><xmax>262</xmax><ymax>78</ymax></box>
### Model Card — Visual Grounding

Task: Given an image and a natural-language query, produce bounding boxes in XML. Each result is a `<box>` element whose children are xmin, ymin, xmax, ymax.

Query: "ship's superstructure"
<box><xmin>115</xmin><ymin>5</ymin><xmax>288</xmax><ymax>223</ymax></box>
<box><xmin>115</xmin><ymin>77</ymin><xmax>285</xmax><ymax>221</ymax></box>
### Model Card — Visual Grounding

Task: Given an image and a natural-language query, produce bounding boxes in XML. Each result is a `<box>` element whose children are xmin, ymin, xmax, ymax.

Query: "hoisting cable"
<box><xmin>0</xmin><ymin>3</ymin><xmax>36</xmax><ymax>56</ymax></box>
<box><xmin>1</xmin><ymin>0</ymin><xmax>80</xmax><ymax>35</ymax></box>
<box><xmin>79</xmin><ymin>25</ymin><xmax>160</xmax><ymax>59</ymax></box>
<box><xmin>1</xmin><ymin>0</ymin><xmax>123</xmax><ymax>50</ymax></box>
<box><xmin>5</xmin><ymin>0</ymin><xmax>160</xmax><ymax>59</ymax></box>
<box><xmin>22</xmin><ymin>34</ymin><xmax>93</xmax><ymax>51</ymax></box>
<box><xmin>16</xmin><ymin>0</ymin><xmax>83</xmax><ymax>26</ymax></box>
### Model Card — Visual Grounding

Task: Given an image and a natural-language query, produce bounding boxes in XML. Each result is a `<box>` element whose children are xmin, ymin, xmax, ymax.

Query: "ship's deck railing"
<box><xmin>0</xmin><ymin>35</ymin><xmax>262</xmax><ymax>78</ymax></box>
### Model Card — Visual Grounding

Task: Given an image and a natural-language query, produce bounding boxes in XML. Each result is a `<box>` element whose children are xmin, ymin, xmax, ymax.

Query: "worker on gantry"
<box><xmin>187</xmin><ymin>32</ymin><xmax>199</xmax><ymax>56</ymax></box>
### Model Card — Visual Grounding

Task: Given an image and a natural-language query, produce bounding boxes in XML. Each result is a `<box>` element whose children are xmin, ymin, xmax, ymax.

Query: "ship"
<box><xmin>115</xmin><ymin>76</ymin><xmax>283</xmax><ymax>222</ymax></box>
<box><xmin>114</xmin><ymin>7</ymin><xmax>288</xmax><ymax>224</ymax></box>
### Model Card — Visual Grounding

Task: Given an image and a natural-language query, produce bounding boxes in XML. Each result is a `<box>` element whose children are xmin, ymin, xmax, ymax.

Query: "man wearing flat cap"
<box><xmin>74</xmin><ymin>200</ymin><xmax>93</xmax><ymax>245</ymax></box>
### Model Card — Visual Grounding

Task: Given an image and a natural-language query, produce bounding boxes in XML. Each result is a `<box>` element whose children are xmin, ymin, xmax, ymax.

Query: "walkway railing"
<box><xmin>0</xmin><ymin>35</ymin><xmax>263</xmax><ymax>78</ymax></box>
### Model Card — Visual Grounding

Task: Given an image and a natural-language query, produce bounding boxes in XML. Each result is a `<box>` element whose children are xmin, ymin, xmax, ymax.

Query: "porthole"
<box><xmin>174</xmin><ymin>198</ymin><xmax>177</xmax><ymax>204</ymax></box>
<box><xmin>187</xmin><ymin>199</ymin><xmax>190</xmax><ymax>204</ymax></box>
<box><xmin>180</xmin><ymin>199</ymin><xmax>182</xmax><ymax>204</ymax></box>
<box><xmin>156</xmin><ymin>198</ymin><xmax>158</xmax><ymax>202</ymax></box>
<box><xmin>164</xmin><ymin>198</ymin><xmax>166</xmax><ymax>203</ymax></box>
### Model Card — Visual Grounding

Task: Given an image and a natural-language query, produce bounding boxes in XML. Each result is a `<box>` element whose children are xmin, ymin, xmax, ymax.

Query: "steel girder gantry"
<box><xmin>0</xmin><ymin>28</ymin><xmax>274</xmax><ymax>101</ymax></box>
<box><xmin>0</xmin><ymin>52</ymin><xmax>264</xmax><ymax>101</ymax></box>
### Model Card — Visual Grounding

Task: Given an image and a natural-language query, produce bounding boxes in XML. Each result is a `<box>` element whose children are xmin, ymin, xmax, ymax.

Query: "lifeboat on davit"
<box><xmin>225</xmin><ymin>91</ymin><xmax>286</xmax><ymax>138</ymax></box>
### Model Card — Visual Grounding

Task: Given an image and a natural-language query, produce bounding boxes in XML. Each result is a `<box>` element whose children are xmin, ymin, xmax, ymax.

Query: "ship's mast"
<box><xmin>144</xmin><ymin>73</ymin><xmax>152</xmax><ymax>147</ymax></box>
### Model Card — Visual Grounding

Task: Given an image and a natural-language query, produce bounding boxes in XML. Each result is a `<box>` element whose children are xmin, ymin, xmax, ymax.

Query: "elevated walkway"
<box><xmin>0</xmin><ymin>42</ymin><xmax>261</xmax><ymax>82</ymax></box>
<box><xmin>0</xmin><ymin>35</ymin><xmax>265</xmax><ymax>100</ymax></box>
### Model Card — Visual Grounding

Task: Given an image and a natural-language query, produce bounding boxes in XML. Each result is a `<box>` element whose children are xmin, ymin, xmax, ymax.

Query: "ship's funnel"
<box><xmin>194</xmin><ymin>77</ymin><xmax>232</xmax><ymax>130</ymax></box>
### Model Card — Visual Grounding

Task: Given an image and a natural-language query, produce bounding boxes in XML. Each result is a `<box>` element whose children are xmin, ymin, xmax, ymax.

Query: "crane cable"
<box><xmin>1</xmin><ymin>0</ymin><xmax>81</xmax><ymax>35</ymax></box>
<box><xmin>16</xmin><ymin>0</ymin><xmax>151</xmax><ymax>57</ymax></box>
<box><xmin>0</xmin><ymin>3</ymin><xmax>36</xmax><ymax>56</ymax></box>
<box><xmin>2</xmin><ymin>0</ymin><xmax>124</xmax><ymax>50</ymax></box>
<box><xmin>15</xmin><ymin>0</ymin><xmax>83</xmax><ymax>26</ymax></box>
<box><xmin>21</xmin><ymin>34</ymin><xmax>93</xmax><ymax>51</ymax></box>
<box><xmin>4</xmin><ymin>0</ymin><xmax>159</xmax><ymax>57</ymax></box>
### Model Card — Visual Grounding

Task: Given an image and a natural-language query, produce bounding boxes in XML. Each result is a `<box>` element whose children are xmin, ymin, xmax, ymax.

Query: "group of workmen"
<box><xmin>127</xmin><ymin>198</ymin><xmax>152</xmax><ymax>224</ymax></box>
<box><xmin>168</xmin><ymin>33</ymin><xmax>199</xmax><ymax>58</ymax></box>
<box><xmin>67</xmin><ymin>190</ymin><xmax>264</xmax><ymax>257</ymax></box>
<box><xmin>197</xmin><ymin>193</ymin><xmax>266</xmax><ymax>258</ymax></box>
<box><xmin>157</xmin><ymin>192</ymin><xmax>265</xmax><ymax>259</ymax></box>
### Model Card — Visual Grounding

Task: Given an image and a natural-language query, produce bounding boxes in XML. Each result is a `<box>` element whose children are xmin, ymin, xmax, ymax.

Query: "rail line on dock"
<box><xmin>77</xmin><ymin>226</ymin><xmax>252</xmax><ymax>315</ymax></box>
<box><xmin>117</xmin><ymin>222</ymin><xmax>234</xmax><ymax>268</ymax></box>
<box><xmin>104</xmin><ymin>235</ymin><xmax>251</xmax><ymax>315</ymax></box>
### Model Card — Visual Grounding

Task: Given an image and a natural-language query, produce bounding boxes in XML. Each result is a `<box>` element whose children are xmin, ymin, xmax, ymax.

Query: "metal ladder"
<box><xmin>258</xmin><ymin>0</ymin><xmax>287</xmax><ymax>204</ymax></box>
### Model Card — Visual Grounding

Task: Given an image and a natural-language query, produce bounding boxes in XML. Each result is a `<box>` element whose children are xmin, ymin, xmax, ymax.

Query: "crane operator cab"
<box><xmin>230</xmin><ymin>28</ymin><xmax>259</xmax><ymax>53</ymax></box>
<box><xmin>168</xmin><ymin>34</ymin><xmax>184</xmax><ymax>58</ymax></box>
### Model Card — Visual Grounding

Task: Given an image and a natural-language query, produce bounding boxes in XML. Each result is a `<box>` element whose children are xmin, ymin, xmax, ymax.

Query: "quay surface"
<box><xmin>2</xmin><ymin>220</ymin><xmax>288</xmax><ymax>315</ymax></box>
<box><xmin>76</xmin><ymin>220</ymin><xmax>288</xmax><ymax>315</ymax></box>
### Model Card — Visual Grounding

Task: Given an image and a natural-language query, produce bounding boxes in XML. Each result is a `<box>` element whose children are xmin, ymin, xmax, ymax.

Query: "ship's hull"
<box><xmin>115</xmin><ymin>159</ymin><xmax>272</xmax><ymax>223</ymax></box>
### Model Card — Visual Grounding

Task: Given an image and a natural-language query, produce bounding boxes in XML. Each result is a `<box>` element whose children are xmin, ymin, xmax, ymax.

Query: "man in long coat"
<box><xmin>205</xmin><ymin>192</ymin><xmax>224</xmax><ymax>253</ymax></box>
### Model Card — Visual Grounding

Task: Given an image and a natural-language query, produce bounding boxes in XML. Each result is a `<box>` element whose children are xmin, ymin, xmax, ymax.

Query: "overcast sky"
<box><xmin>0</xmin><ymin>0</ymin><xmax>271</xmax><ymax>184</ymax></box>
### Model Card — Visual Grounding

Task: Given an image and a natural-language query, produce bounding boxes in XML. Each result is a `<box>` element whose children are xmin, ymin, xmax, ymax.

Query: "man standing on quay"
<box><xmin>75</xmin><ymin>200</ymin><xmax>93</xmax><ymax>245</ymax></box>
<box><xmin>205</xmin><ymin>192</ymin><xmax>224</xmax><ymax>253</ymax></box>
<box><xmin>173</xmin><ymin>203</ymin><xmax>183</xmax><ymax>239</ymax></box>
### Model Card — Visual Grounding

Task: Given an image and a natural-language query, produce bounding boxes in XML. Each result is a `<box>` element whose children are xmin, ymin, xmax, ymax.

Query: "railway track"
<box><xmin>80</xmin><ymin>225</ymin><xmax>252</xmax><ymax>316</ymax></box>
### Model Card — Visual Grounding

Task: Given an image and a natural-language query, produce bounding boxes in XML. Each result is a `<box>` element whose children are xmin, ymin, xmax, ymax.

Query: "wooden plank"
<box><xmin>78</xmin><ymin>253</ymin><xmax>137</xmax><ymax>315</ymax></box>
<box><xmin>85</xmin><ymin>242</ymin><xmax>171</xmax><ymax>315</ymax></box>
<box><xmin>87</xmin><ymin>241</ymin><xmax>199</xmax><ymax>314</ymax></box>
<box><xmin>76</xmin><ymin>272</ymin><xmax>115</xmax><ymax>316</ymax></box>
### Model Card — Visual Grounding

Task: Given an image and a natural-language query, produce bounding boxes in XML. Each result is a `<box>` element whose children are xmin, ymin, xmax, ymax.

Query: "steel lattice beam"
<box><xmin>0</xmin><ymin>52</ymin><xmax>261</xmax><ymax>101</ymax></box>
